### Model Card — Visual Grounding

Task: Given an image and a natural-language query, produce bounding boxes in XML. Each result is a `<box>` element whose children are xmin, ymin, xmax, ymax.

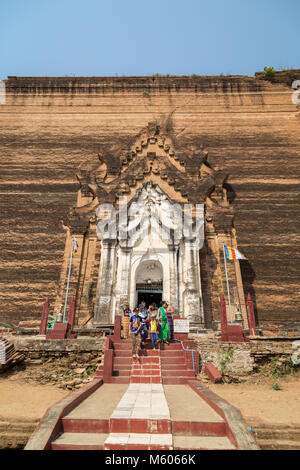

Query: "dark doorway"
<box><xmin>137</xmin><ymin>291</ymin><xmax>162</xmax><ymax>309</ymax></box>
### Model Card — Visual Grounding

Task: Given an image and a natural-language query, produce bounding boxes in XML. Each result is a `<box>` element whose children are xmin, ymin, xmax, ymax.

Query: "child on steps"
<box><xmin>150</xmin><ymin>310</ymin><xmax>159</xmax><ymax>349</ymax></box>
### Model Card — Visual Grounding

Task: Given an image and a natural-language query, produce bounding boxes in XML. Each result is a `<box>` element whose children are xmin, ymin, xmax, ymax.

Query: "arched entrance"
<box><xmin>135</xmin><ymin>260</ymin><xmax>163</xmax><ymax>308</ymax></box>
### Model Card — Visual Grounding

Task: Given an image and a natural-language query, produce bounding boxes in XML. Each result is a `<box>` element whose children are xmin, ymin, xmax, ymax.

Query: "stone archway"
<box><xmin>135</xmin><ymin>259</ymin><xmax>163</xmax><ymax>308</ymax></box>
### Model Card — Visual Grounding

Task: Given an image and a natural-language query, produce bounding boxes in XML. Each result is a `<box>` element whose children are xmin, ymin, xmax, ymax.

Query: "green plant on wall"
<box><xmin>217</xmin><ymin>348</ymin><xmax>235</xmax><ymax>376</ymax></box>
<box><xmin>263</xmin><ymin>66</ymin><xmax>275</xmax><ymax>78</ymax></box>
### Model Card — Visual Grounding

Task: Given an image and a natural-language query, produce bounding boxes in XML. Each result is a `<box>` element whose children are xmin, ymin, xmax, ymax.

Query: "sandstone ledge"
<box><xmin>12</xmin><ymin>336</ymin><xmax>105</xmax><ymax>353</ymax></box>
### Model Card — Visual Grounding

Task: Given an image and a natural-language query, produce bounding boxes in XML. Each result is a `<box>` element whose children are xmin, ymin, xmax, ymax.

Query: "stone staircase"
<box><xmin>95</xmin><ymin>338</ymin><xmax>198</xmax><ymax>384</ymax></box>
<box><xmin>50</xmin><ymin>338</ymin><xmax>240</xmax><ymax>450</ymax></box>
<box><xmin>251</xmin><ymin>423</ymin><xmax>300</xmax><ymax>450</ymax></box>
<box><xmin>50</xmin><ymin>379</ymin><xmax>237</xmax><ymax>450</ymax></box>
<box><xmin>27</xmin><ymin>318</ymin><xmax>258</xmax><ymax>450</ymax></box>
<box><xmin>0</xmin><ymin>338</ymin><xmax>24</xmax><ymax>372</ymax></box>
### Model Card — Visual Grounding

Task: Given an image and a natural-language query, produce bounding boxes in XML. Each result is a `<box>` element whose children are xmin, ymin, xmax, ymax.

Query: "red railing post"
<box><xmin>103</xmin><ymin>346</ymin><xmax>113</xmax><ymax>382</ymax></box>
<box><xmin>219</xmin><ymin>294</ymin><xmax>228</xmax><ymax>336</ymax></box>
<box><xmin>219</xmin><ymin>293</ymin><xmax>249</xmax><ymax>343</ymax></box>
<box><xmin>247</xmin><ymin>293</ymin><xmax>257</xmax><ymax>336</ymax></box>
<box><xmin>113</xmin><ymin>315</ymin><xmax>122</xmax><ymax>340</ymax></box>
<box><xmin>39</xmin><ymin>298</ymin><xmax>50</xmax><ymax>335</ymax></box>
<box><xmin>67</xmin><ymin>297</ymin><xmax>76</xmax><ymax>333</ymax></box>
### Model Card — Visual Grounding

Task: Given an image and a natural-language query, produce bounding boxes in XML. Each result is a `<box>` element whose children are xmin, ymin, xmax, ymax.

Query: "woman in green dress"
<box><xmin>158</xmin><ymin>301</ymin><xmax>170</xmax><ymax>344</ymax></box>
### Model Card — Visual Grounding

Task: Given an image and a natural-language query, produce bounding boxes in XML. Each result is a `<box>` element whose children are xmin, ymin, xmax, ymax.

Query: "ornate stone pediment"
<box><xmin>77</xmin><ymin>121</ymin><xmax>225</xmax><ymax>201</ymax></box>
<box><xmin>66</xmin><ymin>121</ymin><xmax>234</xmax><ymax>233</ymax></box>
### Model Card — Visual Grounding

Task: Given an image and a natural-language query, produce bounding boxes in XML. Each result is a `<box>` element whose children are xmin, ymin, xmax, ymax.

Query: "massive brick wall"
<box><xmin>0</xmin><ymin>75</ymin><xmax>299</xmax><ymax>325</ymax></box>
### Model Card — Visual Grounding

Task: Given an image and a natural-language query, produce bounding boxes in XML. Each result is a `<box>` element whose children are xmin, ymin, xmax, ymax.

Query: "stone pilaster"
<box><xmin>114</xmin><ymin>245</ymin><xmax>132</xmax><ymax>315</ymax></box>
<box><xmin>168</xmin><ymin>243</ymin><xmax>179</xmax><ymax>314</ymax></box>
<box><xmin>182</xmin><ymin>239</ymin><xmax>203</xmax><ymax>322</ymax></box>
<box><xmin>94</xmin><ymin>239</ymin><xmax>117</xmax><ymax>325</ymax></box>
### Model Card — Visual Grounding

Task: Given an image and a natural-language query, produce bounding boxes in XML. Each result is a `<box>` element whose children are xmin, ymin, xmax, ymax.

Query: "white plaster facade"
<box><xmin>94</xmin><ymin>183</ymin><xmax>204</xmax><ymax>324</ymax></box>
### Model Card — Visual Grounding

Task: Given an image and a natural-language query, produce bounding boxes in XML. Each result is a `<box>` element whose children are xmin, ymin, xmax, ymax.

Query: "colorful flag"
<box><xmin>73</xmin><ymin>238</ymin><xmax>78</xmax><ymax>255</ymax></box>
<box><xmin>224</xmin><ymin>245</ymin><xmax>247</xmax><ymax>260</ymax></box>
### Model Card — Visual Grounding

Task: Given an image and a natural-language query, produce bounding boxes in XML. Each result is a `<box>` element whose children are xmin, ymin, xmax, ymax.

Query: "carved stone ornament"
<box><xmin>65</xmin><ymin>121</ymin><xmax>234</xmax><ymax>233</ymax></box>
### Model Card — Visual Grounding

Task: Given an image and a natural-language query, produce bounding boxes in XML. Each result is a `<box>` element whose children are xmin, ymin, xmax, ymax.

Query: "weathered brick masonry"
<box><xmin>11</xmin><ymin>335</ymin><xmax>298</xmax><ymax>377</ymax></box>
<box><xmin>0</xmin><ymin>73</ymin><xmax>299</xmax><ymax>325</ymax></box>
<box><xmin>193</xmin><ymin>336</ymin><xmax>297</xmax><ymax>375</ymax></box>
<box><xmin>12</xmin><ymin>336</ymin><xmax>105</xmax><ymax>360</ymax></box>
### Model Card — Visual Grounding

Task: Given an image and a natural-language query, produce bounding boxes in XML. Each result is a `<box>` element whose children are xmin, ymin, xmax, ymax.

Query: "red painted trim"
<box><xmin>25</xmin><ymin>378</ymin><xmax>103</xmax><ymax>450</ymax></box>
<box><xmin>62</xmin><ymin>418</ymin><xmax>109</xmax><ymax>433</ymax></box>
<box><xmin>187</xmin><ymin>381</ymin><xmax>238</xmax><ymax>448</ymax></box>
<box><xmin>103</xmin><ymin>349</ymin><xmax>113</xmax><ymax>379</ymax></box>
<box><xmin>39</xmin><ymin>298</ymin><xmax>49</xmax><ymax>335</ymax></box>
<box><xmin>51</xmin><ymin>443</ymin><xmax>105</xmax><ymax>450</ymax></box>
<box><xmin>112</xmin><ymin>315</ymin><xmax>122</xmax><ymax>340</ymax></box>
<box><xmin>205</xmin><ymin>364</ymin><xmax>223</xmax><ymax>383</ymax></box>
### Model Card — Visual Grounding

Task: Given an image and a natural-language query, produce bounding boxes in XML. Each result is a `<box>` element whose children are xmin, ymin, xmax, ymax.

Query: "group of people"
<box><xmin>122</xmin><ymin>300</ymin><xmax>174</xmax><ymax>360</ymax></box>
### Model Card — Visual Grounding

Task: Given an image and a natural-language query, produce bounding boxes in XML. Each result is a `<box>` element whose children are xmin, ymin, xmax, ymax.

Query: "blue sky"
<box><xmin>0</xmin><ymin>0</ymin><xmax>299</xmax><ymax>79</ymax></box>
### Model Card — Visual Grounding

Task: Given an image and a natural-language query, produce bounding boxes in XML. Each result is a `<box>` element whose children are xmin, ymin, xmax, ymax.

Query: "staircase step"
<box><xmin>114</xmin><ymin>350</ymin><xmax>132</xmax><ymax>357</ymax></box>
<box><xmin>161</xmin><ymin>365</ymin><xmax>190</xmax><ymax>371</ymax></box>
<box><xmin>113</xmin><ymin>358</ymin><xmax>133</xmax><ymax>365</ymax></box>
<box><xmin>104</xmin><ymin>433</ymin><xmax>173</xmax><ymax>450</ymax></box>
<box><xmin>161</xmin><ymin>358</ymin><xmax>186</xmax><ymax>365</ymax></box>
<box><xmin>51</xmin><ymin>432</ymin><xmax>108</xmax><ymax>450</ymax></box>
<box><xmin>104</xmin><ymin>377</ymin><xmax>130</xmax><ymax>384</ymax></box>
<box><xmin>131</xmin><ymin>364</ymin><xmax>160</xmax><ymax>370</ymax></box>
<box><xmin>257</xmin><ymin>439</ymin><xmax>300</xmax><ymax>450</ymax></box>
<box><xmin>114</xmin><ymin>344</ymin><xmax>161</xmax><ymax>351</ymax></box>
<box><xmin>113</xmin><ymin>343</ymin><xmax>134</xmax><ymax>350</ymax></box>
<box><xmin>139</xmin><ymin>357</ymin><xmax>160</xmax><ymax>364</ymax></box>
<box><xmin>62</xmin><ymin>418</ymin><xmax>109</xmax><ymax>433</ymax></box>
<box><xmin>113</xmin><ymin>370</ymin><xmax>131</xmax><ymax>376</ymax></box>
<box><xmin>113</xmin><ymin>364</ymin><xmax>132</xmax><ymax>370</ymax></box>
<box><xmin>113</xmin><ymin>341</ymin><xmax>193</xmax><ymax>350</ymax></box>
<box><xmin>162</xmin><ymin>370</ymin><xmax>195</xmax><ymax>377</ymax></box>
<box><xmin>113</xmin><ymin>350</ymin><xmax>162</xmax><ymax>357</ymax></box>
<box><xmin>130</xmin><ymin>376</ymin><xmax>162</xmax><ymax>384</ymax></box>
<box><xmin>109</xmin><ymin>418</ymin><xmax>171</xmax><ymax>434</ymax></box>
<box><xmin>160</xmin><ymin>351</ymin><xmax>185</xmax><ymax>357</ymax></box>
<box><xmin>131</xmin><ymin>369</ymin><xmax>161</xmax><ymax>376</ymax></box>
<box><xmin>172</xmin><ymin>420</ymin><xmax>226</xmax><ymax>436</ymax></box>
<box><xmin>162</xmin><ymin>377</ymin><xmax>192</xmax><ymax>384</ymax></box>
<box><xmin>253</xmin><ymin>427</ymin><xmax>300</xmax><ymax>440</ymax></box>
<box><xmin>173</xmin><ymin>435</ymin><xmax>236</xmax><ymax>450</ymax></box>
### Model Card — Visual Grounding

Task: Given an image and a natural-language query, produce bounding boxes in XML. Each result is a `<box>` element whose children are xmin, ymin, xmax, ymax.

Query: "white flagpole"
<box><xmin>63</xmin><ymin>236</ymin><xmax>75</xmax><ymax>322</ymax></box>
<box><xmin>223</xmin><ymin>241</ymin><xmax>233</xmax><ymax>323</ymax></box>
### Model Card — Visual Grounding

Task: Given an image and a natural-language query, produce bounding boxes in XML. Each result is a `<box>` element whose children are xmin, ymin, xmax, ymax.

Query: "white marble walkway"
<box><xmin>110</xmin><ymin>383</ymin><xmax>170</xmax><ymax>420</ymax></box>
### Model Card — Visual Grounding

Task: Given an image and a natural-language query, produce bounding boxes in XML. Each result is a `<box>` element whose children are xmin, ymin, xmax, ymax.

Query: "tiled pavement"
<box><xmin>105</xmin><ymin>357</ymin><xmax>173</xmax><ymax>449</ymax></box>
<box><xmin>110</xmin><ymin>383</ymin><xmax>170</xmax><ymax>420</ymax></box>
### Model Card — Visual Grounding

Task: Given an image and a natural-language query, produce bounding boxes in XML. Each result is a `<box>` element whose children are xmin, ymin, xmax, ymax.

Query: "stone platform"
<box><xmin>51</xmin><ymin>383</ymin><xmax>236</xmax><ymax>450</ymax></box>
